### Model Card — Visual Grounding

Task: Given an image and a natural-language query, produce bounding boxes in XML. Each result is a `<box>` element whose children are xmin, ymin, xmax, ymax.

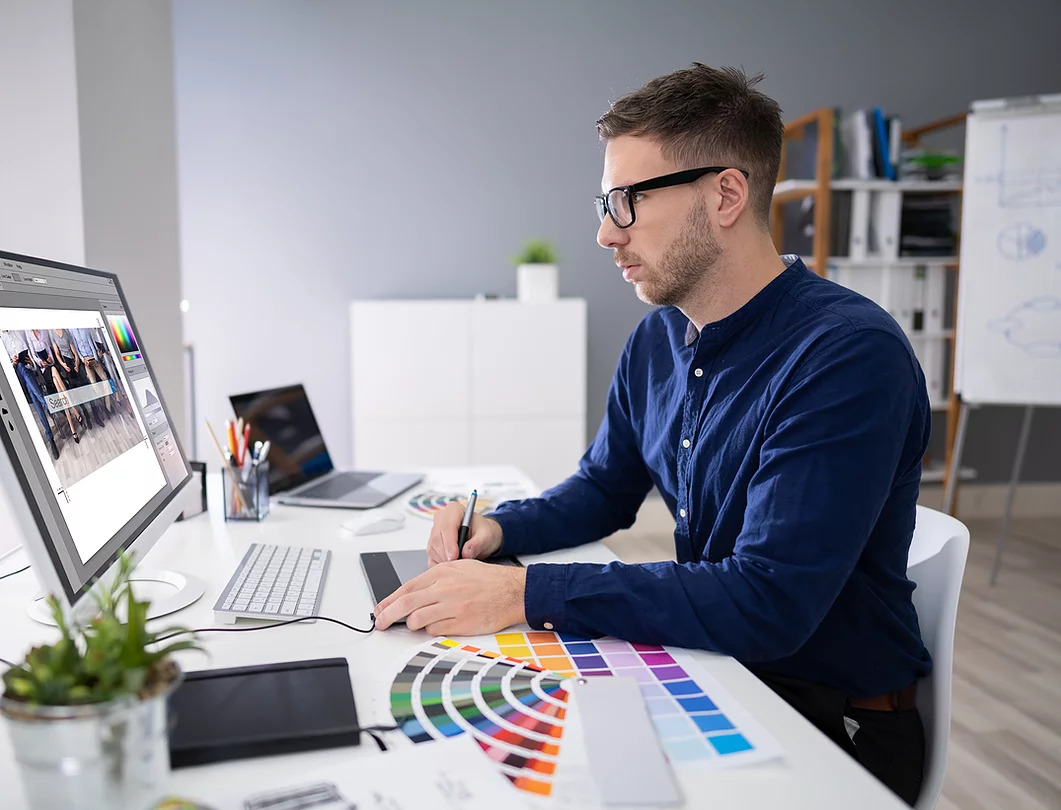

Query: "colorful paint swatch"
<box><xmin>390</xmin><ymin>639</ymin><xmax>570</xmax><ymax>796</ymax></box>
<box><xmin>405</xmin><ymin>491</ymin><xmax>498</xmax><ymax>519</ymax></box>
<box><xmin>108</xmin><ymin>315</ymin><xmax>139</xmax><ymax>353</ymax></box>
<box><xmin>494</xmin><ymin>630</ymin><xmax>763</xmax><ymax>766</ymax></box>
<box><xmin>391</xmin><ymin>633</ymin><xmax>780</xmax><ymax>797</ymax></box>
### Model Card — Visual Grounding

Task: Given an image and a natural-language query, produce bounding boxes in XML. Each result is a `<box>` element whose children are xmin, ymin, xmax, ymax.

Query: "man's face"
<box><xmin>597</xmin><ymin>136</ymin><xmax>722</xmax><ymax>308</ymax></box>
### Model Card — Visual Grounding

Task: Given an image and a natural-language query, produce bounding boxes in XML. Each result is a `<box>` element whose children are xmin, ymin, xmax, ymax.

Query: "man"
<box><xmin>2</xmin><ymin>330</ymin><xmax>61</xmax><ymax>459</ymax></box>
<box><xmin>374</xmin><ymin>64</ymin><xmax>930</xmax><ymax>805</ymax></box>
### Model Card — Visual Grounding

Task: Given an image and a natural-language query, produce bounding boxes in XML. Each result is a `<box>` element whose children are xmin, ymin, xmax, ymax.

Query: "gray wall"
<box><xmin>173</xmin><ymin>0</ymin><xmax>1061</xmax><ymax>482</ymax></box>
<box><xmin>74</xmin><ymin>1</ymin><xmax>187</xmax><ymax>446</ymax></box>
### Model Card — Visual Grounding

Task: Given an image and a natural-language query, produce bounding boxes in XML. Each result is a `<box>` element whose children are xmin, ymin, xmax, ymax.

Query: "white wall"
<box><xmin>0</xmin><ymin>0</ymin><xmax>84</xmax><ymax>264</ymax></box>
<box><xmin>72</xmin><ymin>1</ymin><xmax>187</xmax><ymax>444</ymax></box>
<box><xmin>0</xmin><ymin>0</ymin><xmax>84</xmax><ymax>559</ymax></box>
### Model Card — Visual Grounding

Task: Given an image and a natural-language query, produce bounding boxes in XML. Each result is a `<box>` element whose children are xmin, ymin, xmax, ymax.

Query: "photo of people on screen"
<box><xmin>2</xmin><ymin>326</ymin><xmax>144</xmax><ymax>489</ymax></box>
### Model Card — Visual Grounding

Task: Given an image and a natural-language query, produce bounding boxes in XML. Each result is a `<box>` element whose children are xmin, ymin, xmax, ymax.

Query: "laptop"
<box><xmin>229</xmin><ymin>384</ymin><xmax>422</xmax><ymax>508</ymax></box>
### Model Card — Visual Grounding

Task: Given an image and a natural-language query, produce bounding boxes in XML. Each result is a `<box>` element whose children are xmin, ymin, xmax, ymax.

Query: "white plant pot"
<box><xmin>516</xmin><ymin>263</ymin><xmax>558</xmax><ymax>303</ymax></box>
<box><xmin>1</xmin><ymin>667</ymin><xmax>181</xmax><ymax>810</ymax></box>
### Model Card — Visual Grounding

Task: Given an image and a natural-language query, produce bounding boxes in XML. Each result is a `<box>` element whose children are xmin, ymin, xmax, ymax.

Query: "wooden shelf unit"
<box><xmin>771</xmin><ymin>108</ymin><xmax>970</xmax><ymax>500</ymax></box>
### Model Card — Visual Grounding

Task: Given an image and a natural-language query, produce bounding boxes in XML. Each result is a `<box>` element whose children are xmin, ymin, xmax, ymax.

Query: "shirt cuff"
<box><xmin>523</xmin><ymin>563</ymin><xmax>567</xmax><ymax>631</ymax></box>
<box><xmin>490</xmin><ymin>506</ymin><xmax>531</xmax><ymax>556</ymax></box>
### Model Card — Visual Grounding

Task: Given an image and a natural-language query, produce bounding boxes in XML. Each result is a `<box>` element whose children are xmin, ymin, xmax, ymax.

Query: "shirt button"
<box><xmin>543</xmin><ymin>622</ymin><xmax>554</xmax><ymax>630</ymax></box>
<box><xmin>682</xmin><ymin>439</ymin><xmax>690</xmax><ymax>448</ymax></box>
<box><xmin>694</xmin><ymin>368</ymin><xmax>703</xmax><ymax>377</ymax></box>
<box><xmin>679</xmin><ymin>509</ymin><xmax>687</xmax><ymax>518</ymax></box>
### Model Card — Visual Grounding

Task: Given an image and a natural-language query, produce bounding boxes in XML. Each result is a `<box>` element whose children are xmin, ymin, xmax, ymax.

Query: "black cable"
<box><xmin>152</xmin><ymin>613</ymin><xmax>376</xmax><ymax>644</ymax></box>
<box><xmin>0</xmin><ymin>656</ymin><xmax>15</xmax><ymax>668</ymax></box>
<box><xmin>0</xmin><ymin>565</ymin><xmax>29</xmax><ymax>582</ymax></box>
<box><xmin>358</xmin><ymin>723</ymin><xmax>400</xmax><ymax>752</ymax></box>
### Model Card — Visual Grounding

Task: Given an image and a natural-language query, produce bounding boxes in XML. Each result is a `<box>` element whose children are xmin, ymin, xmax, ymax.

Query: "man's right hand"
<box><xmin>427</xmin><ymin>501</ymin><xmax>504</xmax><ymax>566</ymax></box>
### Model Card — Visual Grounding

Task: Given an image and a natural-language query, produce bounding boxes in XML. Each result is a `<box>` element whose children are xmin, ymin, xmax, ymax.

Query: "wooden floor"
<box><xmin>602</xmin><ymin>501</ymin><xmax>1061</xmax><ymax>810</ymax></box>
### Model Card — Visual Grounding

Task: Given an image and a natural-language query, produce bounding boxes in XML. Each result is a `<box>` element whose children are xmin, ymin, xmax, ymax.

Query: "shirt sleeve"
<box><xmin>489</xmin><ymin>334</ymin><xmax>654</xmax><ymax>557</ymax></box>
<box><xmin>522</xmin><ymin>328</ymin><xmax>926</xmax><ymax>661</ymax></box>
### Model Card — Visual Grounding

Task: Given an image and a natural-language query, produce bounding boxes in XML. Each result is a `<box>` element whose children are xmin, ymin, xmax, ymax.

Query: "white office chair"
<box><xmin>906</xmin><ymin>505</ymin><xmax>970</xmax><ymax>810</ymax></box>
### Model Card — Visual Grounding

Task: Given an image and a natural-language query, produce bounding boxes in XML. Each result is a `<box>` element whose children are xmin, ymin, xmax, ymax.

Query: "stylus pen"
<box><xmin>456</xmin><ymin>489</ymin><xmax>477</xmax><ymax>559</ymax></box>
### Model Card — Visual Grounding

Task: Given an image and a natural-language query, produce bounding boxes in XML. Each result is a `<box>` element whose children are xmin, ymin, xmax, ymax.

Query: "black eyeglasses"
<box><xmin>594</xmin><ymin>166</ymin><xmax>750</xmax><ymax>229</ymax></box>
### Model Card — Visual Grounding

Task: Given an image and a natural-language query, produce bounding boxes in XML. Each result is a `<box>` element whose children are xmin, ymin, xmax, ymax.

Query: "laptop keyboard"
<box><xmin>297</xmin><ymin>472</ymin><xmax>379</xmax><ymax>500</ymax></box>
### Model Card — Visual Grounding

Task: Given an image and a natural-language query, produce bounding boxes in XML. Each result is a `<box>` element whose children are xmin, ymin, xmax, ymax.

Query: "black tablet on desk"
<box><xmin>360</xmin><ymin>550</ymin><xmax>523</xmax><ymax>617</ymax></box>
<box><xmin>168</xmin><ymin>657</ymin><xmax>360</xmax><ymax>767</ymax></box>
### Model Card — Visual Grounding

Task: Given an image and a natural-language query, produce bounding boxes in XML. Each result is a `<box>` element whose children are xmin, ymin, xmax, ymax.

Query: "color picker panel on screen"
<box><xmin>108</xmin><ymin>314</ymin><xmax>139</xmax><ymax>353</ymax></box>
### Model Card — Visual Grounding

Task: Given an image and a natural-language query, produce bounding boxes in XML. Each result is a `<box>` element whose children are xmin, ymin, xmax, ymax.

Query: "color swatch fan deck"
<box><xmin>406</xmin><ymin>491</ymin><xmax>496</xmax><ymax>518</ymax></box>
<box><xmin>389</xmin><ymin>632</ymin><xmax>782</xmax><ymax>798</ymax></box>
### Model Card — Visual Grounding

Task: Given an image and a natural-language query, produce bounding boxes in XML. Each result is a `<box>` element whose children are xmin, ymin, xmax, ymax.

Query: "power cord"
<box><xmin>152</xmin><ymin>612</ymin><xmax>377</xmax><ymax>644</ymax></box>
<box><xmin>0</xmin><ymin>565</ymin><xmax>30</xmax><ymax>582</ymax></box>
<box><xmin>0</xmin><ymin>656</ymin><xmax>14</xmax><ymax>668</ymax></box>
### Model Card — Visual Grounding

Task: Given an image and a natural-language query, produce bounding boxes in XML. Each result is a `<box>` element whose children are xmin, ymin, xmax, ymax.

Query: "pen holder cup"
<box><xmin>222</xmin><ymin>461</ymin><xmax>270</xmax><ymax>521</ymax></box>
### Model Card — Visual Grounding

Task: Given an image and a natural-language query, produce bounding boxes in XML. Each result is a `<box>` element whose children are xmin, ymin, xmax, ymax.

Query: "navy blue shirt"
<box><xmin>490</xmin><ymin>258</ymin><xmax>932</xmax><ymax>698</ymax></box>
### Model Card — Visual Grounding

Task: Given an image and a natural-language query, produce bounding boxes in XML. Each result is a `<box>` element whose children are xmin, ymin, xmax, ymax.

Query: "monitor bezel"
<box><xmin>0</xmin><ymin>249</ymin><xmax>192</xmax><ymax>619</ymax></box>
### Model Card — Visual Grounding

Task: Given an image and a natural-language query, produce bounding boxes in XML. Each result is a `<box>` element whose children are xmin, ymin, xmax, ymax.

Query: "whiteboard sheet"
<box><xmin>955</xmin><ymin>100</ymin><xmax>1061</xmax><ymax>405</ymax></box>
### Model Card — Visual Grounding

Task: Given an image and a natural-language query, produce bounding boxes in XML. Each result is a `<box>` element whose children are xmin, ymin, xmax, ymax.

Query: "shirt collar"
<box><xmin>683</xmin><ymin>254</ymin><xmax>806</xmax><ymax>347</ymax></box>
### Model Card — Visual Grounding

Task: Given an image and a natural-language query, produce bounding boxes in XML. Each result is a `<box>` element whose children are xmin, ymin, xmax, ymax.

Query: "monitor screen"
<box><xmin>0</xmin><ymin>250</ymin><xmax>190</xmax><ymax>608</ymax></box>
<box><xmin>229</xmin><ymin>384</ymin><xmax>333</xmax><ymax>495</ymax></box>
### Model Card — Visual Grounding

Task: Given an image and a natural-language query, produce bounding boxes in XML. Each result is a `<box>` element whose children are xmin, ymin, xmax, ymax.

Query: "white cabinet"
<box><xmin>350</xmin><ymin>299</ymin><xmax>587</xmax><ymax>489</ymax></box>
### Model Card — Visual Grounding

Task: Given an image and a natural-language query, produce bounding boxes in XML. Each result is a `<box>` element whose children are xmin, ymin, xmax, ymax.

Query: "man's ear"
<box><xmin>716</xmin><ymin>169</ymin><xmax>750</xmax><ymax>228</ymax></box>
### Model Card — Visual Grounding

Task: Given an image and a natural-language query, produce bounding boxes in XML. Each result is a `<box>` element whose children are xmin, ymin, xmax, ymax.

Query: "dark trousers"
<box><xmin>752</xmin><ymin>669</ymin><xmax>924</xmax><ymax>806</ymax></box>
<box><xmin>16</xmin><ymin>362</ymin><xmax>53</xmax><ymax>441</ymax></box>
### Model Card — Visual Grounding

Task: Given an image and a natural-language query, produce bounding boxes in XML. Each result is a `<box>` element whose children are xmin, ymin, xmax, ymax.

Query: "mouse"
<box><xmin>341</xmin><ymin>511</ymin><xmax>406</xmax><ymax>536</ymax></box>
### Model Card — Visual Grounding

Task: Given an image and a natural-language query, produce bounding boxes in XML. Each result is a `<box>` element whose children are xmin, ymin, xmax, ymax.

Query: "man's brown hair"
<box><xmin>597</xmin><ymin>64</ymin><xmax>783</xmax><ymax>228</ymax></box>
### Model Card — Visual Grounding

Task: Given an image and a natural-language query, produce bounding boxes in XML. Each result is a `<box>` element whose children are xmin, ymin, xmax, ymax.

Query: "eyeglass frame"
<box><xmin>595</xmin><ymin>166</ymin><xmax>750</xmax><ymax>229</ymax></box>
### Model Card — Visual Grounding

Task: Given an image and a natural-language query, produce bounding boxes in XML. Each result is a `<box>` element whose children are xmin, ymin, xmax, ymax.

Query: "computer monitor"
<box><xmin>0</xmin><ymin>250</ymin><xmax>201</xmax><ymax>624</ymax></box>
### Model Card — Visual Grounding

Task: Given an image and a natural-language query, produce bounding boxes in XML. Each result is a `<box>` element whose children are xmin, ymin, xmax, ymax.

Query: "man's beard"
<box><xmin>621</xmin><ymin>197</ymin><xmax>722</xmax><ymax>308</ymax></box>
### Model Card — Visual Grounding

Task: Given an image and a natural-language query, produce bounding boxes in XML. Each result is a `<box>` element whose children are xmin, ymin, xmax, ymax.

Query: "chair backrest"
<box><xmin>906</xmin><ymin>505</ymin><xmax>970</xmax><ymax>810</ymax></box>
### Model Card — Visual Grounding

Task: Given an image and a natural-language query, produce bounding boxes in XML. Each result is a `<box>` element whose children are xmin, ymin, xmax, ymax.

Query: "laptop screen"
<box><xmin>229</xmin><ymin>384</ymin><xmax>334</xmax><ymax>494</ymax></box>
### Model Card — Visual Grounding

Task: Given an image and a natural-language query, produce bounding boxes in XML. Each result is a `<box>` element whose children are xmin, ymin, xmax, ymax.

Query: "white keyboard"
<box><xmin>213</xmin><ymin>543</ymin><xmax>331</xmax><ymax>624</ymax></box>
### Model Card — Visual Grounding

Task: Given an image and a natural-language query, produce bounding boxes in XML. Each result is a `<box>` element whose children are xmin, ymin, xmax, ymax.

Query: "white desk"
<box><xmin>0</xmin><ymin>467</ymin><xmax>905</xmax><ymax>809</ymax></box>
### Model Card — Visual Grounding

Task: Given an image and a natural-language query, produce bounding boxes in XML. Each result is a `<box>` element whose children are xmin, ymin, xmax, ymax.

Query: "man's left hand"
<box><xmin>373</xmin><ymin>560</ymin><xmax>527</xmax><ymax>636</ymax></box>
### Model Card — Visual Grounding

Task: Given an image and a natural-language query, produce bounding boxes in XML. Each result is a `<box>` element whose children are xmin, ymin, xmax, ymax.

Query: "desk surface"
<box><xmin>0</xmin><ymin>466</ymin><xmax>904</xmax><ymax>809</ymax></box>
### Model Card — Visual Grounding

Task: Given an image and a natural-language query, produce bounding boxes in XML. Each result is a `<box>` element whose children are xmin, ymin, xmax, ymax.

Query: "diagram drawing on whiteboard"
<box><xmin>997</xmin><ymin>222</ymin><xmax>1047</xmax><ymax>260</ymax></box>
<box><xmin>991</xmin><ymin>125</ymin><xmax>1061</xmax><ymax>208</ymax></box>
<box><xmin>988</xmin><ymin>296</ymin><xmax>1061</xmax><ymax>358</ymax></box>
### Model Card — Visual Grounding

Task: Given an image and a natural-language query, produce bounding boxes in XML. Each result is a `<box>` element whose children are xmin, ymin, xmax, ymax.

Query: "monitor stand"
<box><xmin>27</xmin><ymin>569</ymin><xmax>206</xmax><ymax>626</ymax></box>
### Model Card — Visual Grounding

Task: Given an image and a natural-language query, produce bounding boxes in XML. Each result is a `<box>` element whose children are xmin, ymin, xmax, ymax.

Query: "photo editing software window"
<box><xmin>0</xmin><ymin>255</ymin><xmax>187</xmax><ymax>586</ymax></box>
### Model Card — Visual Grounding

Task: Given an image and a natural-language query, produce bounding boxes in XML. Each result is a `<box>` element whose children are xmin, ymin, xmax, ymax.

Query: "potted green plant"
<box><xmin>513</xmin><ymin>239</ymin><xmax>560</xmax><ymax>303</ymax></box>
<box><xmin>1</xmin><ymin>553</ymin><xmax>199</xmax><ymax>810</ymax></box>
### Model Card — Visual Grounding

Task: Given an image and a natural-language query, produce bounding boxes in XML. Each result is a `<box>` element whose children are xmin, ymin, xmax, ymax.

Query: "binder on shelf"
<box><xmin>848</xmin><ymin>189</ymin><xmax>871</xmax><ymax>260</ymax></box>
<box><xmin>830</xmin><ymin>264</ymin><xmax>885</xmax><ymax>303</ymax></box>
<box><xmin>910</xmin><ymin>265</ymin><xmax>927</xmax><ymax>332</ymax></box>
<box><xmin>872</xmin><ymin>108</ymin><xmax>897</xmax><ymax>181</ymax></box>
<box><xmin>923</xmin><ymin>263</ymin><xmax>947</xmax><ymax>334</ymax></box>
<box><xmin>883</xmin><ymin>265</ymin><xmax>915</xmax><ymax>331</ymax></box>
<box><xmin>888</xmin><ymin>116</ymin><xmax>903</xmax><ymax>178</ymax></box>
<box><xmin>870</xmin><ymin>189</ymin><xmax>902</xmax><ymax>259</ymax></box>
<box><xmin>911</xmin><ymin>336</ymin><xmax>946</xmax><ymax>405</ymax></box>
<box><xmin>839</xmin><ymin>110</ymin><xmax>875</xmax><ymax>179</ymax></box>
